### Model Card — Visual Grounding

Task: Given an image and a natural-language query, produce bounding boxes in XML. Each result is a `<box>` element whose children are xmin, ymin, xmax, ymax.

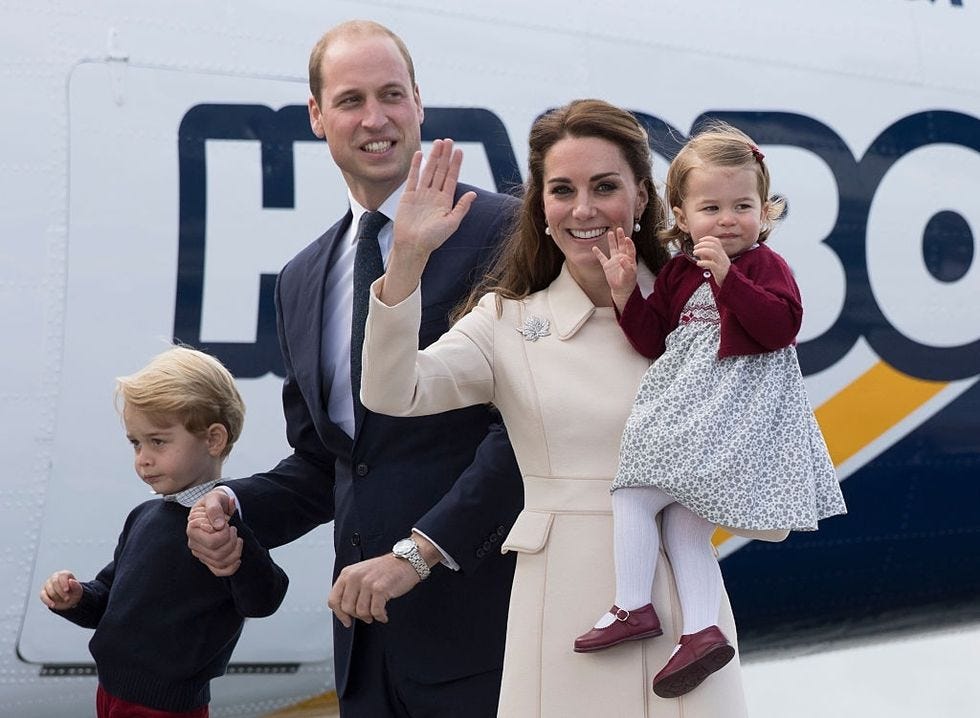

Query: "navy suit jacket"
<box><xmin>225</xmin><ymin>184</ymin><xmax>524</xmax><ymax>696</ymax></box>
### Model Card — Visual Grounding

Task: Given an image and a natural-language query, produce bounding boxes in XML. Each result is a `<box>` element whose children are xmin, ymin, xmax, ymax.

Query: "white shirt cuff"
<box><xmin>412</xmin><ymin>528</ymin><xmax>459</xmax><ymax>571</ymax></box>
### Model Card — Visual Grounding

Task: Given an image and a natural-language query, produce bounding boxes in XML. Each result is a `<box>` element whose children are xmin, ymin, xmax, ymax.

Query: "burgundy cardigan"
<box><xmin>619</xmin><ymin>243</ymin><xmax>803</xmax><ymax>360</ymax></box>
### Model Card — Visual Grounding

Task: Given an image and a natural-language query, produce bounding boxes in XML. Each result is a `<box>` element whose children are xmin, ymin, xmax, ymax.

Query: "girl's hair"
<box><xmin>455</xmin><ymin>99</ymin><xmax>670</xmax><ymax>318</ymax></box>
<box><xmin>115</xmin><ymin>347</ymin><xmax>245</xmax><ymax>458</ymax></box>
<box><xmin>659</xmin><ymin>120</ymin><xmax>785</xmax><ymax>250</ymax></box>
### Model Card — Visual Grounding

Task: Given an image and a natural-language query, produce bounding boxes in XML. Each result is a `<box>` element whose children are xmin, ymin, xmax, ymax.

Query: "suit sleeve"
<box><xmin>219</xmin><ymin>274</ymin><xmax>336</xmax><ymax>549</ymax></box>
<box><xmin>413</xmin><ymin>416</ymin><xmax>521</xmax><ymax>574</ymax></box>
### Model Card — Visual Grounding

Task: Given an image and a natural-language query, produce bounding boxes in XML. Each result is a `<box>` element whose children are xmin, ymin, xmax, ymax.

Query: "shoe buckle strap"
<box><xmin>613</xmin><ymin>607</ymin><xmax>631</xmax><ymax>622</ymax></box>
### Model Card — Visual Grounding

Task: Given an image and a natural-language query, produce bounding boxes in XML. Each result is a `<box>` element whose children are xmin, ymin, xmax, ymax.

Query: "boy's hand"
<box><xmin>40</xmin><ymin>570</ymin><xmax>83</xmax><ymax>610</ymax></box>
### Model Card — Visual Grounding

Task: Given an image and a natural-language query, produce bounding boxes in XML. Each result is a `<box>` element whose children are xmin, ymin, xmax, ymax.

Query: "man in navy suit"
<box><xmin>186</xmin><ymin>20</ymin><xmax>523</xmax><ymax>718</ymax></box>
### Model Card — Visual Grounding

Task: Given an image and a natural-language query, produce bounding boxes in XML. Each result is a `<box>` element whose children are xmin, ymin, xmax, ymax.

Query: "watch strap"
<box><xmin>394</xmin><ymin>538</ymin><xmax>431</xmax><ymax>581</ymax></box>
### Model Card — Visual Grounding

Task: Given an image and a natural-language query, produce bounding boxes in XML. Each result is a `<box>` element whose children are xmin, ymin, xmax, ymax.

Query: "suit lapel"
<box><xmin>288</xmin><ymin>211</ymin><xmax>354</xmax><ymax>452</ymax></box>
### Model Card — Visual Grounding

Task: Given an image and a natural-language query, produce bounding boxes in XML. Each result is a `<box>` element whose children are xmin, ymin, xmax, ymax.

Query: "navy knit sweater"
<box><xmin>55</xmin><ymin>499</ymin><xmax>288</xmax><ymax>712</ymax></box>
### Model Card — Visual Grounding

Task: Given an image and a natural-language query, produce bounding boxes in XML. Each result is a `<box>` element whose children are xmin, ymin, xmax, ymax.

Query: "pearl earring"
<box><xmin>633</xmin><ymin>221</ymin><xmax>641</xmax><ymax>232</ymax></box>
<box><xmin>544</xmin><ymin>226</ymin><xmax>552</xmax><ymax>236</ymax></box>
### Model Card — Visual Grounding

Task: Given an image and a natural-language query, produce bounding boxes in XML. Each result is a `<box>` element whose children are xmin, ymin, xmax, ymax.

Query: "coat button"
<box><xmin>476</xmin><ymin>548</ymin><xmax>485</xmax><ymax>559</ymax></box>
<box><xmin>496</xmin><ymin>525</ymin><xmax>506</xmax><ymax>536</ymax></box>
<box><xmin>355</xmin><ymin>463</ymin><xmax>369</xmax><ymax>476</ymax></box>
<box><xmin>350</xmin><ymin>532</ymin><xmax>361</xmax><ymax>546</ymax></box>
<box><xmin>482</xmin><ymin>540</ymin><xmax>492</xmax><ymax>552</ymax></box>
<box><xmin>703</xmin><ymin>270</ymin><xmax>712</xmax><ymax>279</ymax></box>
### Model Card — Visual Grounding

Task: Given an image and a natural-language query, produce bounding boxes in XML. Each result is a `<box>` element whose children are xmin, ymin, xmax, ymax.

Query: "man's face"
<box><xmin>308</xmin><ymin>33</ymin><xmax>424</xmax><ymax>210</ymax></box>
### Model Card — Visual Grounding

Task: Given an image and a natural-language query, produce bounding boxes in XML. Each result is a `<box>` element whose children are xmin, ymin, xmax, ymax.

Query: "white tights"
<box><xmin>593</xmin><ymin>486</ymin><xmax>721</xmax><ymax>636</ymax></box>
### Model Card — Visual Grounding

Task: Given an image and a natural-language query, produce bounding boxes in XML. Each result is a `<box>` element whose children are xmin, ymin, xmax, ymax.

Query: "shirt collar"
<box><xmin>347</xmin><ymin>182</ymin><xmax>406</xmax><ymax>240</ymax></box>
<box><xmin>162</xmin><ymin>479</ymin><xmax>220</xmax><ymax>508</ymax></box>
<box><xmin>547</xmin><ymin>263</ymin><xmax>601</xmax><ymax>340</ymax></box>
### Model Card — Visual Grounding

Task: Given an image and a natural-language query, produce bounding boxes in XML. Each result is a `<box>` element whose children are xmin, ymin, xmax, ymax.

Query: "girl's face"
<box><xmin>673</xmin><ymin>164</ymin><xmax>767</xmax><ymax>257</ymax></box>
<box><xmin>541</xmin><ymin>135</ymin><xmax>648</xmax><ymax>282</ymax></box>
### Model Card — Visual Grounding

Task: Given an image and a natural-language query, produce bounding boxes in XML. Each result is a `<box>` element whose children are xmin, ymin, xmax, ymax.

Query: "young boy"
<box><xmin>39</xmin><ymin>347</ymin><xmax>288</xmax><ymax>718</ymax></box>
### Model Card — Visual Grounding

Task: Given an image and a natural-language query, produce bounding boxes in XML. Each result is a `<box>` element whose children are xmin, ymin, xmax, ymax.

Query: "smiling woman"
<box><xmin>542</xmin><ymin>135</ymin><xmax>650</xmax><ymax>306</ymax></box>
<box><xmin>360</xmin><ymin>103</ymin><xmax>752</xmax><ymax>716</ymax></box>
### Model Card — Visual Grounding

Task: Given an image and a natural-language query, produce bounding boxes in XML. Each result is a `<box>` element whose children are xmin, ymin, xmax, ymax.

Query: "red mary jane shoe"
<box><xmin>573</xmin><ymin>603</ymin><xmax>663</xmax><ymax>653</ymax></box>
<box><xmin>652</xmin><ymin>625</ymin><xmax>735</xmax><ymax>698</ymax></box>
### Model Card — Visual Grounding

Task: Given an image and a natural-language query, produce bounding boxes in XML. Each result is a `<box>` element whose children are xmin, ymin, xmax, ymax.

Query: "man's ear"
<box><xmin>205</xmin><ymin>423</ymin><xmax>229</xmax><ymax>457</ymax></box>
<box><xmin>308</xmin><ymin>95</ymin><xmax>325</xmax><ymax>139</ymax></box>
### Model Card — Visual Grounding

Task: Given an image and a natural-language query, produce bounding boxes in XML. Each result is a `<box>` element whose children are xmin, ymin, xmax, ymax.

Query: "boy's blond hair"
<box><xmin>115</xmin><ymin>347</ymin><xmax>245</xmax><ymax>458</ymax></box>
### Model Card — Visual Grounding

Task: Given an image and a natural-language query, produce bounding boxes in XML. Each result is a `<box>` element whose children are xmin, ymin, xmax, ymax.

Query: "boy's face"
<box><xmin>123</xmin><ymin>406</ymin><xmax>222</xmax><ymax>496</ymax></box>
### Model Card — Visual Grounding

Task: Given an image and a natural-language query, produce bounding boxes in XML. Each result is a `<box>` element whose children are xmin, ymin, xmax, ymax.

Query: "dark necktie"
<box><xmin>350</xmin><ymin>210</ymin><xmax>389</xmax><ymax>428</ymax></box>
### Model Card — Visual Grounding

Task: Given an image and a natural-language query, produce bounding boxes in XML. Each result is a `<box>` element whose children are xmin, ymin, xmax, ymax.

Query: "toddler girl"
<box><xmin>576</xmin><ymin>121</ymin><xmax>847</xmax><ymax>699</ymax></box>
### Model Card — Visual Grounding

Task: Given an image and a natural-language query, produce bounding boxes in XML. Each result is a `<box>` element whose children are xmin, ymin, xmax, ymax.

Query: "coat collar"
<box><xmin>546</xmin><ymin>263</ymin><xmax>600</xmax><ymax>340</ymax></box>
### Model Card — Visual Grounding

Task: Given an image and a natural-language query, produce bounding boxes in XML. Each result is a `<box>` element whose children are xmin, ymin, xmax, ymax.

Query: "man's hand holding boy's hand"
<box><xmin>187</xmin><ymin>489</ymin><xmax>243</xmax><ymax>576</ymax></box>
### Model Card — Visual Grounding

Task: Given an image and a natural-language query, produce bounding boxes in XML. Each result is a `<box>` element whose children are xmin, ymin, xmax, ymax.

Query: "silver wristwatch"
<box><xmin>392</xmin><ymin>537</ymin><xmax>431</xmax><ymax>581</ymax></box>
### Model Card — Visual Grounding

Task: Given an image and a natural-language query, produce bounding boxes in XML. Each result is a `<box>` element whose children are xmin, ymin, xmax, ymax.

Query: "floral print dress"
<box><xmin>612</xmin><ymin>283</ymin><xmax>847</xmax><ymax>531</ymax></box>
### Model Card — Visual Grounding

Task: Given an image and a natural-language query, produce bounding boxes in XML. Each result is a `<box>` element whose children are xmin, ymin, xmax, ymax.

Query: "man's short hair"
<box><xmin>308</xmin><ymin>19</ymin><xmax>416</xmax><ymax>103</ymax></box>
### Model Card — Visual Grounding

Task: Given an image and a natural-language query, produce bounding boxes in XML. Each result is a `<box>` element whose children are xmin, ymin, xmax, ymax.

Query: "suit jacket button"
<box><xmin>355</xmin><ymin>463</ymin><xmax>369</xmax><ymax>477</ymax></box>
<box><xmin>496</xmin><ymin>525</ymin><xmax>506</xmax><ymax>536</ymax></box>
<box><xmin>482</xmin><ymin>540</ymin><xmax>492</xmax><ymax>552</ymax></box>
<box><xmin>489</xmin><ymin>533</ymin><xmax>499</xmax><ymax>544</ymax></box>
<box><xmin>350</xmin><ymin>532</ymin><xmax>361</xmax><ymax>546</ymax></box>
<box><xmin>476</xmin><ymin>548</ymin><xmax>485</xmax><ymax>559</ymax></box>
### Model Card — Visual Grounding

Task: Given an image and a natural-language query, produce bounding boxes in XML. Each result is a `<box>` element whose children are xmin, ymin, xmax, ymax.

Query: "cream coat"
<box><xmin>362</xmin><ymin>265</ymin><xmax>749</xmax><ymax>718</ymax></box>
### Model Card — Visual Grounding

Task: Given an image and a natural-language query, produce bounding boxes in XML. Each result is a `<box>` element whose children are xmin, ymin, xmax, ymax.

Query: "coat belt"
<box><xmin>522</xmin><ymin>475</ymin><xmax>613</xmax><ymax>513</ymax></box>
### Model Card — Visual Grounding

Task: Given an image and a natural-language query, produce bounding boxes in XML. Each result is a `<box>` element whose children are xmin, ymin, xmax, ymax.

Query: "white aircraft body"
<box><xmin>1</xmin><ymin>1</ymin><xmax>977</xmax><ymax>716</ymax></box>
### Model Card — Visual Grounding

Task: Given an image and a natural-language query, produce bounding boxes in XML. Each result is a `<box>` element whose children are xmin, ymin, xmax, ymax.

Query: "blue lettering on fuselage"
<box><xmin>175</xmin><ymin>104</ymin><xmax>979</xmax><ymax>382</ymax></box>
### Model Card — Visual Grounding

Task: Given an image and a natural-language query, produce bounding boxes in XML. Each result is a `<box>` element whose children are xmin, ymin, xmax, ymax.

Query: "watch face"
<box><xmin>393</xmin><ymin>538</ymin><xmax>415</xmax><ymax>556</ymax></box>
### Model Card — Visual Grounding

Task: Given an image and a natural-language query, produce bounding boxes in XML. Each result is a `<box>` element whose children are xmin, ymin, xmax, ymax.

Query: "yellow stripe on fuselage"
<box><xmin>713</xmin><ymin>360</ymin><xmax>948</xmax><ymax>547</ymax></box>
<box><xmin>812</xmin><ymin>360</ymin><xmax>947</xmax><ymax>465</ymax></box>
<box><xmin>264</xmin><ymin>692</ymin><xmax>339</xmax><ymax>717</ymax></box>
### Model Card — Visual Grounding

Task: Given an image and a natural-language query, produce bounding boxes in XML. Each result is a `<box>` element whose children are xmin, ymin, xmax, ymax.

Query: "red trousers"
<box><xmin>96</xmin><ymin>685</ymin><xmax>209</xmax><ymax>718</ymax></box>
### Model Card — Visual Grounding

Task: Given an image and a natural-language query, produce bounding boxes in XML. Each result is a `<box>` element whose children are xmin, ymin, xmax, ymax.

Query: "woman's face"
<box><xmin>541</xmin><ymin>135</ymin><xmax>648</xmax><ymax>281</ymax></box>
